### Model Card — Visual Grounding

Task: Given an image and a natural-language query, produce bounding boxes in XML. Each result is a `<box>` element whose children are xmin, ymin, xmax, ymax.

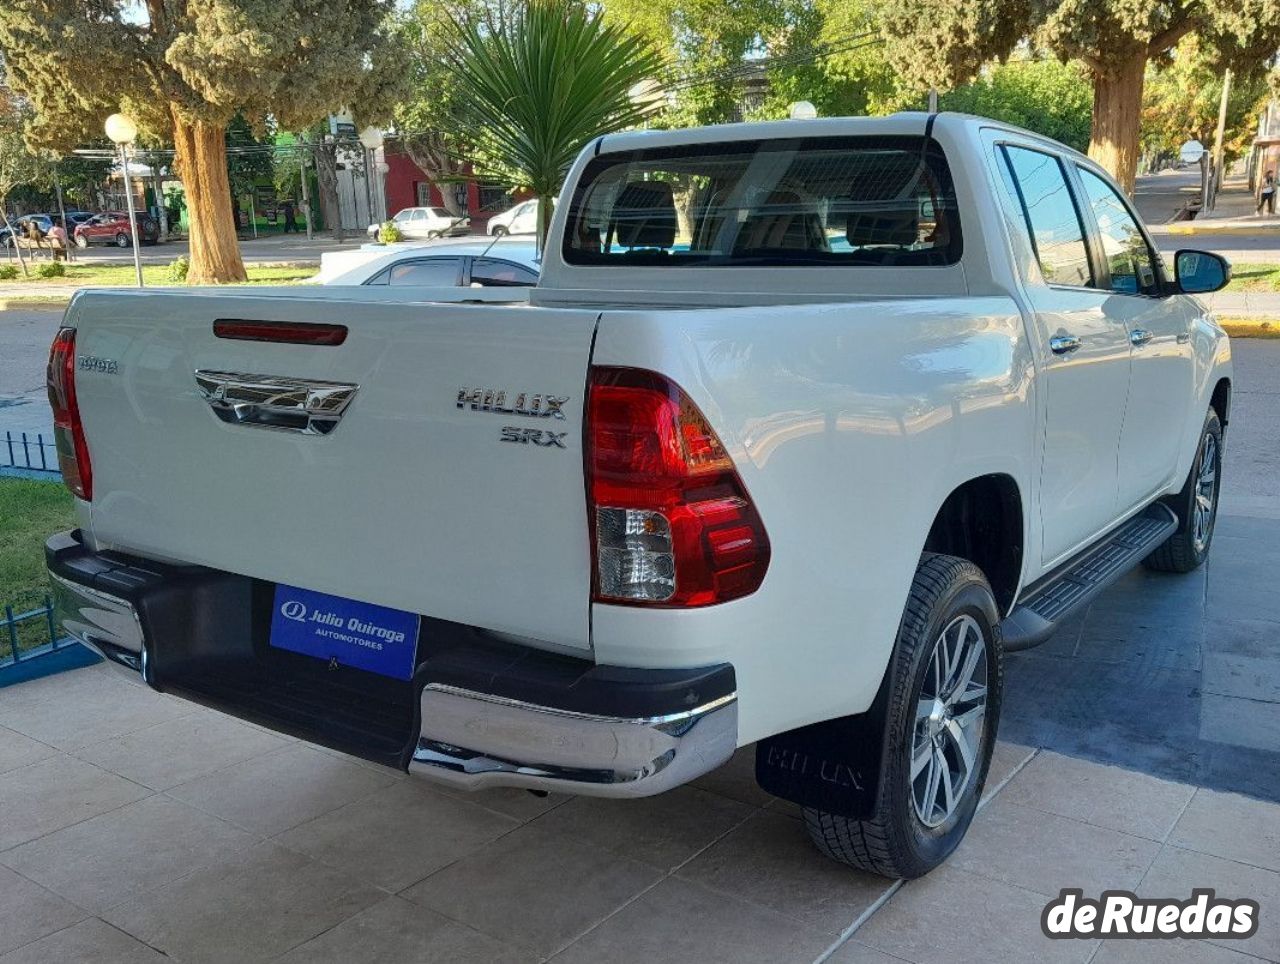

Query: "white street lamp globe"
<box><xmin>104</xmin><ymin>113</ymin><xmax>138</xmax><ymax>145</ymax></box>
<box><xmin>789</xmin><ymin>101</ymin><xmax>818</xmax><ymax>121</ymax></box>
<box><xmin>358</xmin><ymin>126</ymin><xmax>384</xmax><ymax>150</ymax></box>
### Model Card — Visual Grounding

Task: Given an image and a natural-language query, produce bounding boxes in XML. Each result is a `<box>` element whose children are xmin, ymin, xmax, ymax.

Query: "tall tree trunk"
<box><xmin>171</xmin><ymin>108</ymin><xmax>248</xmax><ymax>284</ymax></box>
<box><xmin>1088</xmin><ymin>49</ymin><xmax>1147</xmax><ymax>196</ymax></box>
<box><xmin>312</xmin><ymin>140</ymin><xmax>343</xmax><ymax>241</ymax></box>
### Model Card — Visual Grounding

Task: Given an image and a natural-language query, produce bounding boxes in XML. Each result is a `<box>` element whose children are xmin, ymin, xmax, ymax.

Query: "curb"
<box><xmin>1160</xmin><ymin>223</ymin><xmax>1280</xmax><ymax>236</ymax></box>
<box><xmin>0</xmin><ymin>297</ymin><xmax>70</xmax><ymax>310</ymax></box>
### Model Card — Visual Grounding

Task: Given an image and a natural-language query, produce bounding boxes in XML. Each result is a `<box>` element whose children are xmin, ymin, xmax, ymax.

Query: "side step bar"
<box><xmin>1001</xmin><ymin>502</ymin><xmax>1179</xmax><ymax>651</ymax></box>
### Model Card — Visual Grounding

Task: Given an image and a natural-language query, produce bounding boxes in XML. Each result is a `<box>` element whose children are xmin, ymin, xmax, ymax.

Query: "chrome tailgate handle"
<box><xmin>195</xmin><ymin>371</ymin><xmax>358</xmax><ymax>436</ymax></box>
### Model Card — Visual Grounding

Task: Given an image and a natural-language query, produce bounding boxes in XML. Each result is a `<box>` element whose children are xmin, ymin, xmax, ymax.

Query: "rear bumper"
<box><xmin>46</xmin><ymin>530</ymin><xmax>737</xmax><ymax>797</ymax></box>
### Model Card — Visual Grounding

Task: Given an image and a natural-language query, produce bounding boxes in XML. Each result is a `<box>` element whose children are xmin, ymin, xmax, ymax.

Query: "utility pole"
<box><xmin>52</xmin><ymin>168</ymin><xmax>73</xmax><ymax>262</ymax></box>
<box><xmin>300</xmin><ymin>151</ymin><xmax>314</xmax><ymax>241</ymax></box>
<box><xmin>1209</xmin><ymin>68</ymin><xmax>1232</xmax><ymax>212</ymax></box>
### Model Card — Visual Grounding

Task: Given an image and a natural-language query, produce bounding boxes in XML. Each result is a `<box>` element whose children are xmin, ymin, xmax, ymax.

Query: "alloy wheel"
<box><xmin>911</xmin><ymin>614</ymin><xmax>988</xmax><ymax>828</ymax></box>
<box><xmin>1193</xmin><ymin>432</ymin><xmax>1218</xmax><ymax>553</ymax></box>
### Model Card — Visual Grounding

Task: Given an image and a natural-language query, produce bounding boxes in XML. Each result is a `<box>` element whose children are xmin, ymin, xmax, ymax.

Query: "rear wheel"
<box><xmin>75</xmin><ymin>235</ymin><xmax>88</xmax><ymax>249</ymax></box>
<box><xmin>804</xmin><ymin>553</ymin><xmax>1003</xmax><ymax>879</ymax></box>
<box><xmin>1144</xmin><ymin>407</ymin><xmax>1223</xmax><ymax>573</ymax></box>
<box><xmin>114</xmin><ymin>232</ymin><xmax>130</xmax><ymax>248</ymax></box>
<box><xmin>491</xmin><ymin>225</ymin><xmax>508</xmax><ymax>237</ymax></box>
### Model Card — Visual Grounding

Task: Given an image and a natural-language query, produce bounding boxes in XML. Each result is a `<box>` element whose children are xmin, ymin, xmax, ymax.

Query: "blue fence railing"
<box><xmin>0</xmin><ymin>595</ymin><xmax>101</xmax><ymax>684</ymax></box>
<box><xmin>1</xmin><ymin>595</ymin><xmax>60</xmax><ymax>666</ymax></box>
<box><xmin>2</xmin><ymin>431</ymin><xmax>60</xmax><ymax>478</ymax></box>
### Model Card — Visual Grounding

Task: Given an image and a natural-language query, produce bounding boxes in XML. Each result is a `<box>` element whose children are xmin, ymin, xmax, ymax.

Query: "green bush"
<box><xmin>167</xmin><ymin>255</ymin><xmax>190</xmax><ymax>282</ymax></box>
<box><xmin>35</xmin><ymin>261</ymin><xmax>66</xmax><ymax>279</ymax></box>
<box><xmin>0</xmin><ymin>264</ymin><xmax>17</xmax><ymax>280</ymax></box>
<box><xmin>378</xmin><ymin>220</ymin><xmax>403</xmax><ymax>243</ymax></box>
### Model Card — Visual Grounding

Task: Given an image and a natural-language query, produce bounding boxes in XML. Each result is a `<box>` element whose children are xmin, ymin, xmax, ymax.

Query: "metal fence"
<box><xmin>2</xmin><ymin>431</ymin><xmax>60</xmax><ymax>477</ymax></box>
<box><xmin>0</xmin><ymin>595</ymin><xmax>61</xmax><ymax>668</ymax></box>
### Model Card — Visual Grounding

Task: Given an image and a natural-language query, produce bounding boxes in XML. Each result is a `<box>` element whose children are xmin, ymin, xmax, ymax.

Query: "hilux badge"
<box><xmin>457</xmin><ymin>388</ymin><xmax>569</xmax><ymax>420</ymax></box>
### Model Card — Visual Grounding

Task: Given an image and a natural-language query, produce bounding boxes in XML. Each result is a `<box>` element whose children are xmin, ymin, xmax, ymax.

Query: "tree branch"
<box><xmin>1148</xmin><ymin>12</ymin><xmax>1201</xmax><ymax>57</ymax></box>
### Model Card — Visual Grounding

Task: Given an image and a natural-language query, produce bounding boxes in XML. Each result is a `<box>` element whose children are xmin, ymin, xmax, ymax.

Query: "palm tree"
<box><xmin>448</xmin><ymin>0</ymin><xmax>663</xmax><ymax>249</ymax></box>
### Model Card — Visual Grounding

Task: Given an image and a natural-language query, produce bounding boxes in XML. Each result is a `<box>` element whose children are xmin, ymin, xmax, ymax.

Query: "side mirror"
<box><xmin>1174</xmin><ymin>249</ymin><xmax>1231</xmax><ymax>294</ymax></box>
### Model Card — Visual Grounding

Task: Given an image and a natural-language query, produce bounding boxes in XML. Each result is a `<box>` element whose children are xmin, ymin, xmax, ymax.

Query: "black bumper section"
<box><xmin>46</xmin><ymin>531</ymin><xmax>735</xmax><ymax>771</ymax></box>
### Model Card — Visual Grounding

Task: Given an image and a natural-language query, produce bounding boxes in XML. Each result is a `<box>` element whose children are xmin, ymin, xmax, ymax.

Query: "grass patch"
<box><xmin>0</xmin><ymin>478</ymin><xmax>76</xmax><ymax>654</ymax></box>
<box><xmin>1223</xmin><ymin>263</ymin><xmax>1280</xmax><ymax>292</ymax></box>
<box><xmin>1219</xmin><ymin>317</ymin><xmax>1280</xmax><ymax>338</ymax></box>
<box><xmin>0</xmin><ymin>262</ymin><xmax>317</xmax><ymax>287</ymax></box>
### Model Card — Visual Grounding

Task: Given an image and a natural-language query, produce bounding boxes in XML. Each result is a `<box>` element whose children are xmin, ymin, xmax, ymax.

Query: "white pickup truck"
<box><xmin>47</xmin><ymin>113</ymin><xmax>1232</xmax><ymax>878</ymax></box>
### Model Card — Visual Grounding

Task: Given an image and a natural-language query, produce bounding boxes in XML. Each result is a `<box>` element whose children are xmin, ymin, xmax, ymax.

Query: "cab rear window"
<box><xmin>563</xmin><ymin>135</ymin><xmax>961</xmax><ymax>267</ymax></box>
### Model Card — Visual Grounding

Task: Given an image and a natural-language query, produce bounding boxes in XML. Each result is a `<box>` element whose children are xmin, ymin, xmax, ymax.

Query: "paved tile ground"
<box><xmin>2</xmin><ymin>346</ymin><xmax>1279</xmax><ymax>960</ymax></box>
<box><xmin>0</xmin><ymin>669</ymin><xmax>1275</xmax><ymax>962</ymax></box>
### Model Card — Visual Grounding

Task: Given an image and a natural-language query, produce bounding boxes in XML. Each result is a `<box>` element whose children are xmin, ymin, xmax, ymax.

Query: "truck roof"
<box><xmin>594</xmin><ymin>111</ymin><xmax>1088</xmax><ymax>162</ymax></box>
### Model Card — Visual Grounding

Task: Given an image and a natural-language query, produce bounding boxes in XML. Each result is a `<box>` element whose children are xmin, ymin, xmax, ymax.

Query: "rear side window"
<box><xmin>563</xmin><ymin>135</ymin><xmax>962</xmax><ymax>267</ymax></box>
<box><xmin>470</xmin><ymin>258</ymin><xmax>538</xmax><ymax>287</ymax></box>
<box><xmin>365</xmin><ymin>258</ymin><xmax>462</xmax><ymax>286</ymax></box>
<box><xmin>999</xmin><ymin>146</ymin><xmax>1092</xmax><ymax>288</ymax></box>
<box><xmin>1077</xmin><ymin>168</ymin><xmax>1159</xmax><ymax>295</ymax></box>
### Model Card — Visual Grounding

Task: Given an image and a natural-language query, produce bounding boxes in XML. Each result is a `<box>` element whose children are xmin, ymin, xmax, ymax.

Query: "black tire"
<box><xmin>803</xmin><ymin>553</ymin><xmax>1003</xmax><ymax>879</ymax></box>
<box><xmin>1144</xmin><ymin>407</ymin><xmax>1223</xmax><ymax>573</ymax></box>
<box><xmin>427</xmin><ymin>229</ymin><xmax>441</xmax><ymax>240</ymax></box>
<box><xmin>491</xmin><ymin>225</ymin><xmax>508</xmax><ymax>237</ymax></box>
<box><xmin>114</xmin><ymin>232</ymin><xmax>130</xmax><ymax>248</ymax></box>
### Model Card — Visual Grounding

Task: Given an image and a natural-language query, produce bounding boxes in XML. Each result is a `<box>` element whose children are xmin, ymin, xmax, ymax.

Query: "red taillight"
<box><xmin>587</xmin><ymin>367</ymin><xmax>769</xmax><ymax>607</ymax></box>
<box><xmin>46</xmin><ymin>327</ymin><xmax>92</xmax><ymax>500</ymax></box>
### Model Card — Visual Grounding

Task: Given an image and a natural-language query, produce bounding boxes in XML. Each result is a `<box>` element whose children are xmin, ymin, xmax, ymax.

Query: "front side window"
<box><xmin>999</xmin><ymin>146</ymin><xmax>1092</xmax><ymax>288</ymax></box>
<box><xmin>1077</xmin><ymin>168</ymin><xmax>1158</xmax><ymax>295</ymax></box>
<box><xmin>365</xmin><ymin>258</ymin><xmax>462</xmax><ymax>286</ymax></box>
<box><xmin>563</xmin><ymin>135</ymin><xmax>962</xmax><ymax>267</ymax></box>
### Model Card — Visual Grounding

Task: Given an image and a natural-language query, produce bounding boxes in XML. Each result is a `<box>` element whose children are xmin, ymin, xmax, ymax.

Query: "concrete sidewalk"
<box><xmin>1</xmin><ymin>667</ymin><xmax>1277</xmax><ymax>964</ymax></box>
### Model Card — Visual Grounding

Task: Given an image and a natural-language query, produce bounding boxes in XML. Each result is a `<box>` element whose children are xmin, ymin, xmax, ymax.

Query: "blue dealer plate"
<box><xmin>269</xmin><ymin>585</ymin><xmax>420</xmax><ymax>680</ymax></box>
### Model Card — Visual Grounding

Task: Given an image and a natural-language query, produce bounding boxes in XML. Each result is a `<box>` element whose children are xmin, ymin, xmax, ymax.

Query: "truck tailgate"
<box><xmin>68</xmin><ymin>289</ymin><xmax>598</xmax><ymax>651</ymax></box>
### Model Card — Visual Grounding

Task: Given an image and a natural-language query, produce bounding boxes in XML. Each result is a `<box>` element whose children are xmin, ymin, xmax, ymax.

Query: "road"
<box><xmin>4</xmin><ymin>233</ymin><xmax>370</xmax><ymax>268</ymax></box>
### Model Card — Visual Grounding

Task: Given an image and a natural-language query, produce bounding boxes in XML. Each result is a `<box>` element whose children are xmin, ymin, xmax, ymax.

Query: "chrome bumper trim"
<box><xmin>48</xmin><ymin>572</ymin><xmax>149</xmax><ymax>680</ymax></box>
<box><xmin>410</xmin><ymin>683</ymin><xmax>738</xmax><ymax>797</ymax></box>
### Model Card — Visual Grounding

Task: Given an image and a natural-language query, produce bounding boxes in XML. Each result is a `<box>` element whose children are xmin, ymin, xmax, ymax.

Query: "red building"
<box><xmin>383</xmin><ymin>150</ymin><xmax>522</xmax><ymax>234</ymax></box>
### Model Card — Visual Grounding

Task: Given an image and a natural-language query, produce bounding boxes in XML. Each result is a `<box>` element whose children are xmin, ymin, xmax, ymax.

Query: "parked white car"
<box><xmin>323</xmin><ymin>237</ymin><xmax>539</xmax><ymax>287</ymax></box>
<box><xmin>487</xmin><ymin>198</ymin><xmax>545</xmax><ymax>235</ymax></box>
<box><xmin>47</xmin><ymin>113</ymin><xmax>1232</xmax><ymax>879</ymax></box>
<box><xmin>368</xmin><ymin>206</ymin><xmax>470</xmax><ymax>240</ymax></box>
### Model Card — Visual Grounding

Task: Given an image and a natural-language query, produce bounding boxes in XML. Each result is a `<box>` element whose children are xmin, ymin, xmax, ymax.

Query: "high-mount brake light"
<box><xmin>46</xmin><ymin>327</ymin><xmax>92</xmax><ymax>500</ymax></box>
<box><xmin>587</xmin><ymin>367</ymin><xmax>770</xmax><ymax>607</ymax></box>
<box><xmin>213</xmin><ymin>319</ymin><xmax>348</xmax><ymax>346</ymax></box>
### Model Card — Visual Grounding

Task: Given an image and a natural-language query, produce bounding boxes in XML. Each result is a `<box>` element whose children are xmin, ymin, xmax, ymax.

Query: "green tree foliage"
<box><xmin>940</xmin><ymin>58</ymin><xmax>1093</xmax><ymax>152</ymax></box>
<box><xmin>601</xmin><ymin>0</ymin><xmax>795</xmax><ymax>125</ymax></box>
<box><xmin>393</xmin><ymin>0</ymin><xmax>490</xmax><ymax>217</ymax></box>
<box><xmin>448</xmin><ymin>0</ymin><xmax>663</xmax><ymax>246</ymax></box>
<box><xmin>870</xmin><ymin>0</ymin><xmax>1280</xmax><ymax>191</ymax></box>
<box><xmin>0</xmin><ymin>0</ymin><xmax>406</xmax><ymax>282</ymax></box>
<box><xmin>1142</xmin><ymin>38</ymin><xmax>1270</xmax><ymax>167</ymax></box>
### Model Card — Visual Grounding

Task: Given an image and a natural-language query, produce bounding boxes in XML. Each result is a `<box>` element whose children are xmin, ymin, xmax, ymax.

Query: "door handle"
<box><xmin>1049</xmin><ymin>334</ymin><xmax>1082</xmax><ymax>355</ymax></box>
<box><xmin>1130</xmin><ymin>328</ymin><xmax>1154</xmax><ymax>347</ymax></box>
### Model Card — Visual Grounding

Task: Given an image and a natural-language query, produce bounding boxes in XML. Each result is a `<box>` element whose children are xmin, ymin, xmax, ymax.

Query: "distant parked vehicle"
<box><xmin>368</xmin><ymin>207</ymin><xmax>470</xmax><ymax>241</ymax></box>
<box><xmin>487</xmin><ymin>199</ymin><xmax>537</xmax><ymax>236</ymax></box>
<box><xmin>1</xmin><ymin>213</ymin><xmax>53</xmax><ymax>248</ymax></box>
<box><xmin>323</xmin><ymin>236</ymin><xmax>540</xmax><ymax>287</ymax></box>
<box><xmin>74</xmin><ymin>211</ymin><xmax>160</xmax><ymax>248</ymax></box>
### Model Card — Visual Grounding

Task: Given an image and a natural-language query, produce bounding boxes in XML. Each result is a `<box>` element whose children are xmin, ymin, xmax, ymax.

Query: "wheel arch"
<box><xmin>1211</xmin><ymin>376</ymin><xmax>1231</xmax><ymax>427</ymax></box>
<box><xmin>922</xmin><ymin>474</ymin><xmax>1024</xmax><ymax>615</ymax></box>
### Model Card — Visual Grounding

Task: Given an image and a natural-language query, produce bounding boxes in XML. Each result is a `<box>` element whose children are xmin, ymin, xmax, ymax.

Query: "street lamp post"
<box><xmin>104</xmin><ymin>113</ymin><xmax>144</xmax><ymax>287</ymax></box>
<box><xmin>358</xmin><ymin>126</ymin><xmax>384</xmax><ymax>230</ymax></box>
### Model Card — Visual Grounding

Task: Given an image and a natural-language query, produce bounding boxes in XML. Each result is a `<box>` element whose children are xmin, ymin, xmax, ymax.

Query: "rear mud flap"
<box><xmin>755</xmin><ymin>664</ymin><xmax>894</xmax><ymax>820</ymax></box>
